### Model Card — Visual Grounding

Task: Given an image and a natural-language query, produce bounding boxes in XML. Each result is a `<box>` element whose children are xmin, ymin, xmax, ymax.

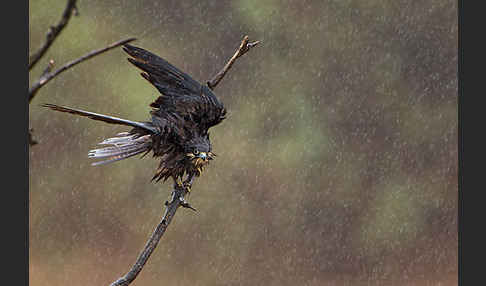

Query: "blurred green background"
<box><xmin>29</xmin><ymin>1</ymin><xmax>458</xmax><ymax>285</ymax></box>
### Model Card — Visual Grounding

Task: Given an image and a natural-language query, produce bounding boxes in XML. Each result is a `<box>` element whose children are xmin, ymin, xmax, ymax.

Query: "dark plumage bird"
<box><xmin>43</xmin><ymin>44</ymin><xmax>227</xmax><ymax>189</ymax></box>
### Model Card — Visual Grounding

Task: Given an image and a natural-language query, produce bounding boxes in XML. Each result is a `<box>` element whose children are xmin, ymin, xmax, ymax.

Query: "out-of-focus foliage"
<box><xmin>29</xmin><ymin>0</ymin><xmax>457</xmax><ymax>285</ymax></box>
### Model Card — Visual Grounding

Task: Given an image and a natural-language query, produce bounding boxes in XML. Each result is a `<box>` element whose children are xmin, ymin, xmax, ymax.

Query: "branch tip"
<box><xmin>207</xmin><ymin>35</ymin><xmax>260</xmax><ymax>90</ymax></box>
<box><xmin>73</xmin><ymin>4</ymin><xmax>80</xmax><ymax>16</ymax></box>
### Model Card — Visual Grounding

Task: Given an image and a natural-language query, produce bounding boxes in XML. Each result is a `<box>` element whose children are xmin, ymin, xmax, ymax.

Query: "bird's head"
<box><xmin>185</xmin><ymin>134</ymin><xmax>215</xmax><ymax>174</ymax></box>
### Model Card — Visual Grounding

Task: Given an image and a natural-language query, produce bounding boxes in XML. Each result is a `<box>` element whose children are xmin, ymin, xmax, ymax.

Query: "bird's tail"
<box><xmin>88</xmin><ymin>132</ymin><xmax>152</xmax><ymax>166</ymax></box>
<box><xmin>42</xmin><ymin>103</ymin><xmax>156</xmax><ymax>166</ymax></box>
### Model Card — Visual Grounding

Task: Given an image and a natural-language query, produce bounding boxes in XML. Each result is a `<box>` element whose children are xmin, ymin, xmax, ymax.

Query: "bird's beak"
<box><xmin>197</xmin><ymin>152</ymin><xmax>208</xmax><ymax>161</ymax></box>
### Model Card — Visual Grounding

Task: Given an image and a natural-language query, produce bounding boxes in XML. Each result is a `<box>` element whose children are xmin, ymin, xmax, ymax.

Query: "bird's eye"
<box><xmin>193</xmin><ymin>149</ymin><xmax>199</xmax><ymax>155</ymax></box>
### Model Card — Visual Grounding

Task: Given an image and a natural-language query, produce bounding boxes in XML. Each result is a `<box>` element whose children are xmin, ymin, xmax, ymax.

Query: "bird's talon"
<box><xmin>182</xmin><ymin>182</ymin><xmax>192</xmax><ymax>192</ymax></box>
<box><xmin>173</xmin><ymin>178</ymin><xmax>184</xmax><ymax>189</ymax></box>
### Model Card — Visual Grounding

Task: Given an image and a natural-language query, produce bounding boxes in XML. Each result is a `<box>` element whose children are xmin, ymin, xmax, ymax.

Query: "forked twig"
<box><xmin>29</xmin><ymin>0</ymin><xmax>78</xmax><ymax>70</ymax></box>
<box><xmin>28</xmin><ymin>0</ymin><xmax>136</xmax><ymax>145</ymax></box>
<box><xmin>108</xmin><ymin>35</ymin><xmax>259</xmax><ymax>286</ymax></box>
<box><xmin>207</xmin><ymin>35</ymin><xmax>260</xmax><ymax>90</ymax></box>
<box><xmin>29</xmin><ymin>37</ymin><xmax>136</xmax><ymax>103</ymax></box>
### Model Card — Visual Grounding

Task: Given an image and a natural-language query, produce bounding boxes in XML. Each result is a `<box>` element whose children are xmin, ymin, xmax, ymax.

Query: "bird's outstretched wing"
<box><xmin>122</xmin><ymin>44</ymin><xmax>226</xmax><ymax>130</ymax></box>
<box><xmin>122</xmin><ymin>44</ymin><xmax>201</xmax><ymax>98</ymax></box>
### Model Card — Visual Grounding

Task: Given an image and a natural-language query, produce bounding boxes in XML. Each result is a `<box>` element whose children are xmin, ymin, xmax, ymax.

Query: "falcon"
<box><xmin>43</xmin><ymin>44</ymin><xmax>227</xmax><ymax>190</ymax></box>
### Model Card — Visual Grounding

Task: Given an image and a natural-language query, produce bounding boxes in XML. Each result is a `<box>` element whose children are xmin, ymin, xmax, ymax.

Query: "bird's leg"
<box><xmin>172</xmin><ymin>176</ymin><xmax>183</xmax><ymax>189</ymax></box>
<box><xmin>179</xmin><ymin>173</ymin><xmax>197</xmax><ymax>212</ymax></box>
<box><xmin>183</xmin><ymin>173</ymin><xmax>195</xmax><ymax>192</ymax></box>
<box><xmin>166</xmin><ymin>177</ymin><xmax>196</xmax><ymax>212</ymax></box>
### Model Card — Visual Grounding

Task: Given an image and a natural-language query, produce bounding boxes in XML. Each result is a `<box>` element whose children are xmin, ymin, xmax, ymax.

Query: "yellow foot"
<box><xmin>173</xmin><ymin>177</ymin><xmax>183</xmax><ymax>187</ymax></box>
<box><xmin>183</xmin><ymin>182</ymin><xmax>192</xmax><ymax>193</ymax></box>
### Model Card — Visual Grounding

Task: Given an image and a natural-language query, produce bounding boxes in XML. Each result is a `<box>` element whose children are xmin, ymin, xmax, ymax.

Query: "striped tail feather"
<box><xmin>89</xmin><ymin>133</ymin><xmax>152</xmax><ymax>166</ymax></box>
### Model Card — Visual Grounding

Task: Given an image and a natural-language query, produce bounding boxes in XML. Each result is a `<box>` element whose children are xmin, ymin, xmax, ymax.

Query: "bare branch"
<box><xmin>207</xmin><ymin>35</ymin><xmax>260</xmax><ymax>90</ymax></box>
<box><xmin>109</xmin><ymin>185</ymin><xmax>192</xmax><ymax>286</ymax></box>
<box><xmin>29</xmin><ymin>37</ymin><xmax>136</xmax><ymax>103</ymax></box>
<box><xmin>29</xmin><ymin>0</ymin><xmax>78</xmax><ymax>70</ymax></box>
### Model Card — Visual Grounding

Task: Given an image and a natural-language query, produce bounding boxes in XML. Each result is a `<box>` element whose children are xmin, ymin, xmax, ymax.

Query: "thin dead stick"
<box><xmin>108</xmin><ymin>35</ymin><xmax>259</xmax><ymax>286</ymax></box>
<box><xmin>207</xmin><ymin>35</ymin><xmax>260</xmax><ymax>90</ymax></box>
<box><xmin>110</xmin><ymin>185</ymin><xmax>194</xmax><ymax>286</ymax></box>
<box><xmin>29</xmin><ymin>0</ymin><xmax>78</xmax><ymax>70</ymax></box>
<box><xmin>29</xmin><ymin>37</ymin><xmax>136</xmax><ymax>103</ymax></box>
